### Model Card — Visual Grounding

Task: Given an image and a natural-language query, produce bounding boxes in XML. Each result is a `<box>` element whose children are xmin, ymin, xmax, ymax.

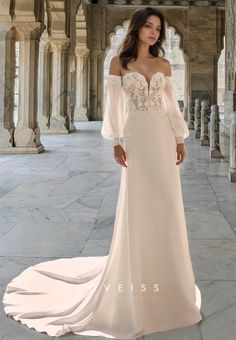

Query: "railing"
<box><xmin>194</xmin><ymin>98</ymin><xmax>222</xmax><ymax>156</ymax></box>
<box><xmin>192</xmin><ymin>98</ymin><xmax>236</xmax><ymax>182</ymax></box>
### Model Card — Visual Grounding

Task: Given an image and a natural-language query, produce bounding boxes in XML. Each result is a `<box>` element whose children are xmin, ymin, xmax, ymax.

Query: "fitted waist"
<box><xmin>127</xmin><ymin>107</ymin><xmax>167</xmax><ymax>115</ymax></box>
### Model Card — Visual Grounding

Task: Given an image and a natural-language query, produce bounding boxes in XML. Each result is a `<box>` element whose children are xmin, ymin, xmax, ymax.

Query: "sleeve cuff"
<box><xmin>112</xmin><ymin>137</ymin><xmax>120</xmax><ymax>146</ymax></box>
<box><xmin>175</xmin><ymin>136</ymin><xmax>184</xmax><ymax>144</ymax></box>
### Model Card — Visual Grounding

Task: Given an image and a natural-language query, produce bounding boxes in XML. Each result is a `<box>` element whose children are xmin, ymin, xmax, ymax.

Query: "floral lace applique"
<box><xmin>122</xmin><ymin>72</ymin><xmax>165</xmax><ymax>112</ymax></box>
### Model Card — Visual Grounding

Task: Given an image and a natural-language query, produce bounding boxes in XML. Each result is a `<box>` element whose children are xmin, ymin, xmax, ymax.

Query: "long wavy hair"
<box><xmin>117</xmin><ymin>7</ymin><xmax>166</xmax><ymax>70</ymax></box>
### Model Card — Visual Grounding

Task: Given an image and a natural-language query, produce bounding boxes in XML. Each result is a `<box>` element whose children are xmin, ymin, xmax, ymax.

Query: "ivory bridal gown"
<box><xmin>2</xmin><ymin>69</ymin><xmax>202</xmax><ymax>338</ymax></box>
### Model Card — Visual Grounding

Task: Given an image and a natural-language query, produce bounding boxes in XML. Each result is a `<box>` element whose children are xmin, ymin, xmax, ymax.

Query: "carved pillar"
<box><xmin>224</xmin><ymin>0</ymin><xmax>236</xmax><ymax>163</ymax></box>
<box><xmin>185</xmin><ymin>60</ymin><xmax>194</xmax><ymax>130</ymax></box>
<box><xmin>89</xmin><ymin>50</ymin><xmax>98</xmax><ymax>120</ymax></box>
<box><xmin>74</xmin><ymin>46</ymin><xmax>89</xmax><ymax>122</ymax></box>
<box><xmin>229</xmin><ymin>111</ymin><xmax>236</xmax><ymax>182</ymax></box>
<box><xmin>200</xmin><ymin>99</ymin><xmax>210</xmax><ymax>146</ymax></box>
<box><xmin>0</xmin><ymin>23</ymin><xmax>14</xmax><ymax>152</ymax></box>
<box><xmin>97</xmin><ymin>50</ymin><xmax>105</xmax><ymax>120</ymax></box>
<box><xmin>38</xmin><ymin>31</ymin><xmax>50</xmax><ymax>133</ymax></box>
<box><xmin>89</xmin><ymin>49</ymin><xmax>105</xmax><ymax>121</ymax></box>
<box><xmin>14</xmin><ymin>23</ymin><xmax>44</xmax><ymax>153</ymax></box>
<box><xmin>48</xmin><ymin>39</ymin><xmax>70</xmax><ymax>134</ymax></box>
<box><xmin>68</xmin><ymin>53</ymin><xmax>76</xmax><ymax>131</ymax></box>
<box><xmin>209</xmin><ymin>104</ymin><xmax>222</xmax><ymax>158</ymax></box>
<box><xmin>194</xmin><ymin>98</ymin><xmax>201</xmax><ymax>138</ymax></box>
<box><xmin>188</xmin><ymin>95</ymin><xmax>195</xmax><ymax>130</ymax></box>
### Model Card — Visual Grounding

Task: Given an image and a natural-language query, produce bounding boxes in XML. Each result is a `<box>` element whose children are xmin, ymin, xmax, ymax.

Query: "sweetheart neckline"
<box><xmin>108</xmin><ymin>71</ymin><xmax>168</xmax><ymax>92</ymax></box>
<box><xmin>108</xmin><ymin>71</ymin><xmax>171</xmax><ymax>98</ymax></box>
<box><xmin>122</xmin><ymin>71</ymin><xmax>166</xmax><ymax>95</ymax></box>
<box><xmin>122</xmin><ymin>70</ymin><xmax>166</xmax><ymax>82</ymax></box>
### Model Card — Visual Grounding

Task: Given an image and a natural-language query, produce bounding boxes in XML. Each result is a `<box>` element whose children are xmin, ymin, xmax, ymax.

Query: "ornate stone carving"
<box><xmin>97</xmin><ymin>0</ymin><xmax>225</xmax><ymax>6</ymax></box>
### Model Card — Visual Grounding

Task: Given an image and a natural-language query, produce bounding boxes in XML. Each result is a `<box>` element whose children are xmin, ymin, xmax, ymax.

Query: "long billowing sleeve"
<box><xmin>101</xmin><ymin>75</ymin><xmax>127</xmax><ymax>146</ymax></box>
<box><xmin>162</xmin><ymin>76</ymin><xmax>189</xmax><ymax>144</ymax></box>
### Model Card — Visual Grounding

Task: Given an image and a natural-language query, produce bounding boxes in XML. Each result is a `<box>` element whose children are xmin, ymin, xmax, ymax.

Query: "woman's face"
<box><xmin>138</xmin><ymin>15</ymin><xmax>161</xmax><ymax>46</ymax></box>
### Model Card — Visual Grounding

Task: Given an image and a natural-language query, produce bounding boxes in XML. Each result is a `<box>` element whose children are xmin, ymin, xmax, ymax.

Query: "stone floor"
<box><xmin>0</xmin><ymin>121</ymin><xmax>236</xmax><ymax>340</ymax></box>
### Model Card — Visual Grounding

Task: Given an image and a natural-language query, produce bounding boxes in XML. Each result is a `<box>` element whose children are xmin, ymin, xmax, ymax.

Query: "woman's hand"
<box><xmin>114</xmin><ymin>144</ymin><xmax>128</xmax><ymax>167</ymax></box>
<box><xmin>176</xmin><ymin>143</ymin><xmax>186</xmax><ymax>165</ymax></box>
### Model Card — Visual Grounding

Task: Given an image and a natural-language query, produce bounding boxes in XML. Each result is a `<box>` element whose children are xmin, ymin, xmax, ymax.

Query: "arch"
<box><xmin>103</xmin><ymin>19</ymin><xmax>186</xmax><ymax>112</ymax></box>
<box><xmin>34</xmin><ymin>0</ymin><xmax>44</xmax><ymax>22</ymax></box>
<box><xmin>44</xmin><ymin>0</ymin><xmax>52</xmax><ymax>35</ymax></box>
<box><xmin>9</xmin><ymin>0</ymin><xmax>15</xmax><ymax>19</ymax></box>
<box><xmin>164</xmin><ymin>25</ymin><xmax>186</xmax><ymax>101</ymax></box>
<box><xmin>6</xmin><ymin>25</ymin><xmax>23</xmax><ymax>41</ymax></box>
<box><xmin>103</xmin><ymin>20</ymin><xmax>129</xmax><ymax>107</ymax></box>
<box><xmin>47</xmin><ymin>0</ymin><xmax>67</xmax><ymax>38</ymax></box>
<box><xmin>3</xmin><ymin>0</ymin><xmax>45</xmax><ymax>23</ymax></box>
<box><xmin>165</xmin><ymin>22</ymin><xmax>184</xmax><ymax>53</ymax></box>
<box><xmin>14</xmin><ymin>0</ymin><xmax>35</xmax><ymax>21</ymax></box>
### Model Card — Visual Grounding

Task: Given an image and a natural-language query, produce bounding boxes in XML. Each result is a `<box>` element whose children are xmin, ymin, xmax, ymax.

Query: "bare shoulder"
<box><xmin>109</xmin><ymin>56</ymin><xmax>122</xmax><ymax>76</ymax></box>
<box><xmin>158</xmin><ymin>56</ymin><xmax>172</xmax><ymax>76</ymax></box>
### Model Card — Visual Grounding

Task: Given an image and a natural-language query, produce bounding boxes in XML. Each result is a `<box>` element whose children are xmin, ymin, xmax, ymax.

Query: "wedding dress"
<box><xmin>2</xmin><ymin>70</ymin><xmax>202</xmax><ymax>339</ymax></box>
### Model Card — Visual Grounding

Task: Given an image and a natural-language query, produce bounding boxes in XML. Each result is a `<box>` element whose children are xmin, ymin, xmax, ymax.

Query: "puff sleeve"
<box><xmin>101</xmin><ymin>75</ymin><xmax>127</xmax><ymax>146</ymax></box>
<box><xmin>162</xmin><ymin>76</ymin><xmax>189</xmax><ymax>144</ymax></box>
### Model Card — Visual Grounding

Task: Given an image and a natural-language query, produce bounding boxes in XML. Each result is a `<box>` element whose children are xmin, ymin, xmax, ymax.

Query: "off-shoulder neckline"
<box><xmin>108</xmin><ymin>71</ymin><xmax>172</xmax><ymax>80</ymax></box>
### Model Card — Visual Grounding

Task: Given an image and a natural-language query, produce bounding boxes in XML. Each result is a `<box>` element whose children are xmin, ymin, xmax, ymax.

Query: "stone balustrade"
<box><xmin>192</xmin><ymin>96</ymin><xmax>236</xmax><ymax>182</ymax></box>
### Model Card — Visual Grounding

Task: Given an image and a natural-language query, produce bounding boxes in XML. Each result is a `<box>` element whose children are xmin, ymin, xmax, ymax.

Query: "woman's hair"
<box><xmin>117</xmin><ymin>7</ymin><xmax>166</xmax><ymax>70</ymax></box>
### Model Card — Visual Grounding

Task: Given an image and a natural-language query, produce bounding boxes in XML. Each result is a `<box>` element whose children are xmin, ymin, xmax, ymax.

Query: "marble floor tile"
<box><xmin>0</xmin><ymin>221</ymin><xmax>93</xmax><ymax>257</ymax></box>
<box><xmin>0</xmin><ymin>122</ymin><xmax>236</xmax><ymax>340</ymax></box>
<box><xmin>186</xmin><ymin>210</ymin><xmax>236</xmax><ymax>239</ymax></box>
<box><xmin>189</xmin><ymin>239</ymin><xmax>236</xmax><ymax>280</ymax></box>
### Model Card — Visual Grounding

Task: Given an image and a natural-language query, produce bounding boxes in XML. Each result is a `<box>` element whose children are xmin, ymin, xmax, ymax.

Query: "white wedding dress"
<box><xmin>2</xmin><ymin>70</ymin><xmax>202</xmax><ymax>339</ymax></box>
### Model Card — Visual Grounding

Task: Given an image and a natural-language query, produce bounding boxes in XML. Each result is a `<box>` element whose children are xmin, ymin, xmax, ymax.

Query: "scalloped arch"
<box><xmin>105</xmin><ymin>20</ymin><xmax>129</xmax><ymax>55</ymax></box>
<box><xmin>165</xmin><ymin>22</ymin><xmax>184</xmax><ymax>56</ymax></box>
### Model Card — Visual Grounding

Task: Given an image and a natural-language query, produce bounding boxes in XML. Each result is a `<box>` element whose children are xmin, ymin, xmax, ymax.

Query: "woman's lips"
<box><xmin>148</xmin><ymin>37</ymin><xmax>156</xmax><ymax>40</ymax></box>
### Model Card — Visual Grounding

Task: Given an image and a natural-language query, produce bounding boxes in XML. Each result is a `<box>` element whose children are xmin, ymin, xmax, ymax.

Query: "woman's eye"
<box><xmin>145</xmin><ymin>24</ymin><xmax>160</xmax><ymax>31</ymax></box>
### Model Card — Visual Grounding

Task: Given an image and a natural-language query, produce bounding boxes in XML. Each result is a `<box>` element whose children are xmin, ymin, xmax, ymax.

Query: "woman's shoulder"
<box><xmin>109</xmin><ymin>56</ymin><xmax>122</xmax><ymax>76</ymax></box>
<box><xmin>158</xmin><ymin>57</ymin><xmax>171</xmax><ymax>76</ymax></box>
<box><xmin>157</xmin><ymin>56</ymin><xmax>170</xmax><ymax>65</ymax></box>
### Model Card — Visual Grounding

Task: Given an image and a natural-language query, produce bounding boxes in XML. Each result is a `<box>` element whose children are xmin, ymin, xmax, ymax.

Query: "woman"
<box><xmin>2</xmin><ymin>6</ymin><xmax>202</xmax><ymax>339</ymax></box>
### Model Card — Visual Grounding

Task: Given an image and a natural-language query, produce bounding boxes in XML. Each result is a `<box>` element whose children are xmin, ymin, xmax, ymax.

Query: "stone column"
<box><xmin>48</xmin><ymin>39</ymin><xmax>70</xmax><ymax>134</ymax></box>
<box><xmin>188</xmin><ymin>95</ymin><xmax>195</xmax><ymax>130</ymax></box>
<box><xmin>89</xmin><ymin>49</ymin><xmax>105</xmax><ymax>121</ymax></box>
<box><xmin>14</xmin><ymin>23</ymin><xmax>45</xmax><ymax>153</ymax></box>
<box><xmin>224</xmin><ymin>0</ymin><xmax>236</xmax><ymax>162</ymax></box>
<box><xmin>194</xmin><ymin>98</ymin><xmax>201</xmax><ymax>138</ymax></box>
<box><xmin>74</xmin><ymin>46</ymin><xmax>89</xmax><ymax>122</ymax></box>
<box><xmin>97</xmin><ymin>50</ymin><xmax>105</xmax><ymax>120</ymax></box>
<box><xmin>209</xmin><ymin>104</ymin><xmax>222</xmax><ymax>158</ymax></box>
<box><xmin>67</xmin><ymin>53</ymin><xmax>76</xmax><ymax>131</ymax></box>
<box><xmin>0</xmin><ymin>24</ymin><xmax>14</xmax><ymax>151</ymax></box>
<box><xmin>229</xmin><ymin>111</ymin><xmax>236</xmax><ymax>182</ymax></box>
<box><xmin>89</xmin><ymin>50</ymin><xmax>98</xmax><ymax>121</ymax></box>
<box><xmin>38</xmin><ymin>31</ymin><xmax>50</xmax><ymax>133</ymax></box>
<box><xmin>200</xmin><ymin>99</ymin><xmax>210</xmax><ymax>146</ymax></box>
<box><xmin>185</xmin><ymin>59</ymin><xmax>194</xmax><ymax>129</ymax></box>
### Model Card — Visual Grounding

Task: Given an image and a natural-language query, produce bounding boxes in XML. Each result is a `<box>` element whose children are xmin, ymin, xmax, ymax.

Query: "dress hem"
<box><xmin>5</xmin><ymin>308</ymin><xmax>203</xmax><ymax>339</ymax></box>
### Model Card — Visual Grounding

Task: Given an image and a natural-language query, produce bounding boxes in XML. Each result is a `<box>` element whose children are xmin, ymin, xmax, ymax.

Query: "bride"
<box><xmin>2</xmin><ymin>6</ymin><xmax>202</xmax><ymax>339</ymax></box>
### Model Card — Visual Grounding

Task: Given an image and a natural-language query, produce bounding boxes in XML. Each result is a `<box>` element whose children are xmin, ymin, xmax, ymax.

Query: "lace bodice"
<box><xmin>122</xmin><ymin>71</ymin><xmax>166</xmax><ymax>112</ymax></box>
<box><xmin>101</xmin><ymin>71</ymin><xmax>189</xmax><ymax>146</ymax></box>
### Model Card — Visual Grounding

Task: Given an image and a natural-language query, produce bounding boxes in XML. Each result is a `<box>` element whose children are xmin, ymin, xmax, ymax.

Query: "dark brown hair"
<box><xmin>117</xmin><ymin>7</ymin><xmax>166</xmax><ymax>70</ymax></box>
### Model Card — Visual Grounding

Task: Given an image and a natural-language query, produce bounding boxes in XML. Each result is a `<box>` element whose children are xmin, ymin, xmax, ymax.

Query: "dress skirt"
<box><xmin>2</xmin><ymin>108</ymin><xmax>202</xmax><ymax>338</ymax></box>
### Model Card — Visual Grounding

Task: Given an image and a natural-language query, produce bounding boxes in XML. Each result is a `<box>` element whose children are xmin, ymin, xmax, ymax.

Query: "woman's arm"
<box><xmin>101</xmin><ymin>57</ymin><xmax>128</xmax><ymax>167</ymax></box>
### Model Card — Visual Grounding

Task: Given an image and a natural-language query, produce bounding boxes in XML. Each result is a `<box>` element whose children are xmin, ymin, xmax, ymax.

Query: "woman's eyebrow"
<box><xmin>146</xmin><ymin>21</ymin><xmax>161</xmax><ymax>28</ymax></box>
